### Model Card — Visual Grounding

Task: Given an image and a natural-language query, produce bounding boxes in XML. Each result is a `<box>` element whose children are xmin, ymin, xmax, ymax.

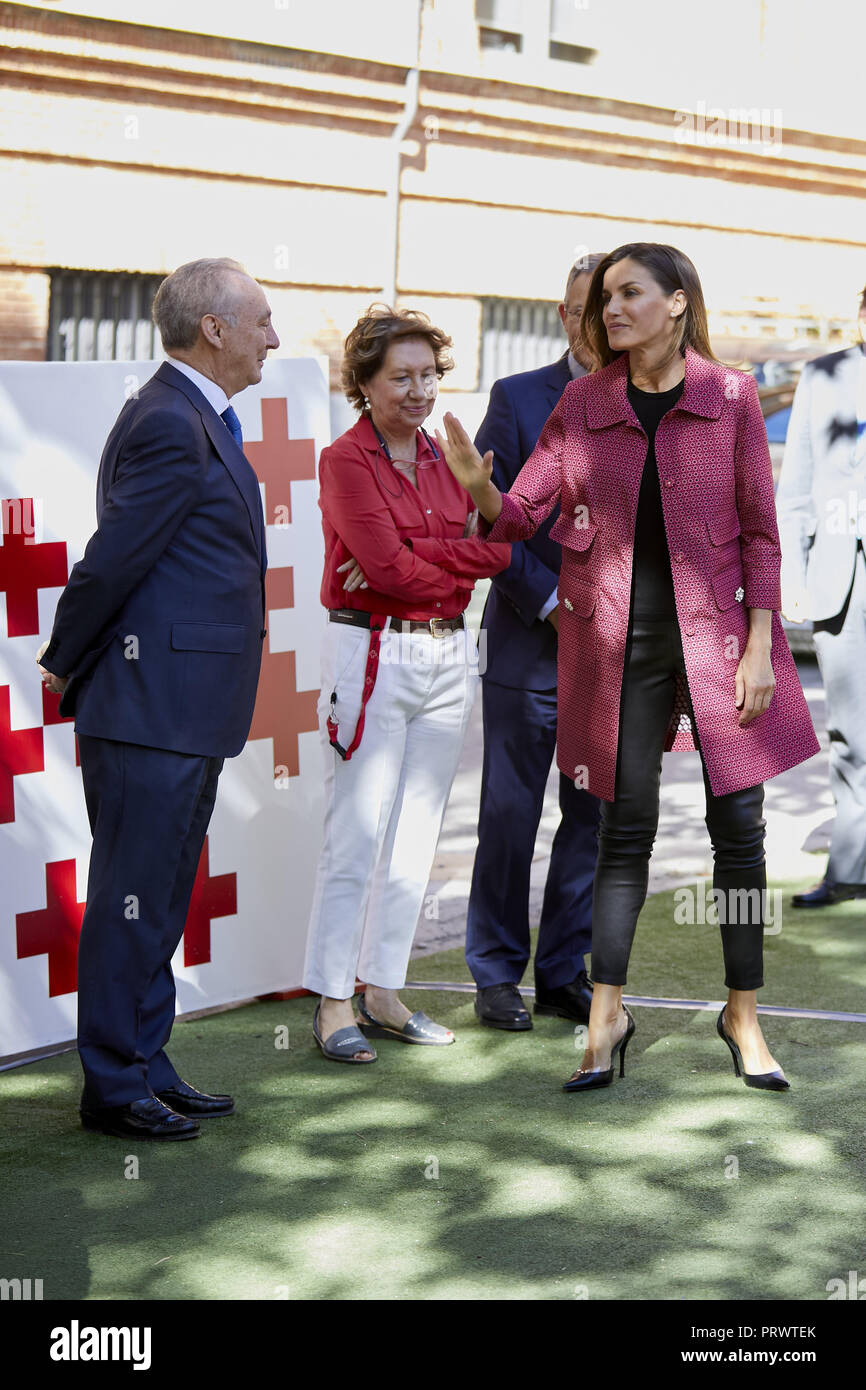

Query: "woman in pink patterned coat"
<box><xmin>438</xmin><ymin>243</ymin><xmax>819</xmax><ymax>1096</ymax></box>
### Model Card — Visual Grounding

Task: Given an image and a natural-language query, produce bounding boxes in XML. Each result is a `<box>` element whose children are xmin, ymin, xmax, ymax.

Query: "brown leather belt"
<box><xmin>328</xmin><ymin>608</ymin><xmax>466</xmax><ymax>637</ymax></box>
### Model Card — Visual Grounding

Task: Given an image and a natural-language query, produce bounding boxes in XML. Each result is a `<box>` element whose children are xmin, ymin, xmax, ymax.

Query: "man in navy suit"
<box><xmin>469</xmin><ymin>255</ymin><xmax>605</xmax><ymax>1030</ymax></box>
<box><xmin>37</xmin><ymin>257</ymin><xmax>279</xmax><ymax>1139</ymax></box>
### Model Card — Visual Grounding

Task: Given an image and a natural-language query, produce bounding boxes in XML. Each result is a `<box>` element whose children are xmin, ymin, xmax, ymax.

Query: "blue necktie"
<box><xmin>221</xmin><ymin>405</ymin><xmax>243</xmax><ymax>448</ymax></box>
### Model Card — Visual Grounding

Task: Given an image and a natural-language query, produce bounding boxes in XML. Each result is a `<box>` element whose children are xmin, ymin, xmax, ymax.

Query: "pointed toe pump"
<box><xmin>563</xmin><ymin>1005</ymin><xmax>636</xmax><ymax>1092</ymax></box>
<box><xmin>716</xmin><ymin>1007</ymin><xmax>790</xmax><ymax>1091</ymax></box>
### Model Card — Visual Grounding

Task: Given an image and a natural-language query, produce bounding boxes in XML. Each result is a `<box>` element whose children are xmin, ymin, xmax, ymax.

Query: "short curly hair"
<box><xmin>341</xmin><ymin>304</ymin><xmax>454</xmax><ymax>412</ymax></box>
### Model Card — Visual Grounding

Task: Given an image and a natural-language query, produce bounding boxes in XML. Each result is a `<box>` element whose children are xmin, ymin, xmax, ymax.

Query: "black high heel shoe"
<box><xmin>716</xmin><ymin>1006</ymin><xmax>790</xmax><ymax>1091</ymax></box>
<box><xmin>562</xmin><ymin>1005</ymin><xmax>635</xmax><ymax>1092</ymax></box>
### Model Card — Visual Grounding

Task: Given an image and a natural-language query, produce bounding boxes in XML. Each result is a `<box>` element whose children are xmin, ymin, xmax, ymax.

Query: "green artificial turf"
<box><xmin>1</xmin><ymin>878</ymin><xmax>863</xmax><ymax>1302</ymax></box>
<box><xmin>411</xmin><ymin>876</ymin><xmax>866</xmax><ymax>1016</ymax></box>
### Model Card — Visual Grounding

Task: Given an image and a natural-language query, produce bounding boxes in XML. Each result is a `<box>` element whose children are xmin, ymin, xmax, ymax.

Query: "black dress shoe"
<box><xmin>80</xmin><ymin>1096</ymin><xmax>200</xmax><ymax>1141</ymax></box>
<box><xmin>155</xmin><ymin>1078</ymin><xmax>235</xmax><ymax>1117</ymax></box>
<box><xmin>791</xmin><ymin>878</ymin><xmax>866</xmax><ymax>908</ymax></box>
<box><xmin>534</xmin><ymin>969</ymin><xmax>594</xmax><ymax>1024</ymax></box>
<box><xmin>475</xmin><ymin>982</ymin><xmax>532</xmax><ymax>1031</ymax></box>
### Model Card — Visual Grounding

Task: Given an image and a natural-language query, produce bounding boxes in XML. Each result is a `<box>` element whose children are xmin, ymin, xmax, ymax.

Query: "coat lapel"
<box><xmin>200</xmin><ymin>410</ymin><xmax>268</xmax><ymax>581</ymax></box>
<box><xmin>543</xmin><ymin>352</ymin><xmax>572</xmax><ymax>409</ymax></box>
<box><xmin>155</xmin><ymin>362</ymin><xmax>266</xmax><ymax>576</ymax></box>
<box><xmin>584</xmin><ymin>353</ymin><xmax>630</xmax><ymax>429</ymax></box>
<box><xmin>585</xmin><ymin>346</ymin><xmax>724</xmax><ymax>430</ymax></box>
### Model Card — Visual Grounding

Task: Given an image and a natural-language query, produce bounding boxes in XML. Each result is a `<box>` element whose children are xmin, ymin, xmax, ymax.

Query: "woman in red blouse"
<box><xmin>303</xmin><ymin>306</ymin><xmax>511</xmax><ymax>1062</ymax></box>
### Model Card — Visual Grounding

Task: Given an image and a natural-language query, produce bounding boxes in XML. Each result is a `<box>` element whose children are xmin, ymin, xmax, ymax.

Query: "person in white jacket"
<box><xmin>776</xmin><ymin>284</ymin><xmax>866</xmax><ymax>906</ymax></box>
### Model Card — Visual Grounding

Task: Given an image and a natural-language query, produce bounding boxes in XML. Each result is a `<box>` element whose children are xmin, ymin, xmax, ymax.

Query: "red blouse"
<box><xmin>318</xmin><ymin>415</ymin><xmax>511</xmax><ymax>619</ymax></box>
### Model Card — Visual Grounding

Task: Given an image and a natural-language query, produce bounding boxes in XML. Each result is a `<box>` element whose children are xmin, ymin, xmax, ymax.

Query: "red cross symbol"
<box><xmin>41</xmin><ymin>684</ymin><xmax>73</xmax><ymax>727</ymax></box>
<box><xmin>266</xmin><ymin>565</ymin><xmax>294</xmax><ymax>612</ymax></box>
<box><xmin>16</xmin><ymin>858</ymin><xmax>85</xmax><ymax>996</ymax></box>
<box><xmin>250</xmin><ymin>641</ymin><xmax>318</xmax><ymax>778</ymax></box>
<box><xmin>41</xmin><ymin>686</ymin><xmax>80</xmax><ymax>765</ymax></box>
<box><xmin>243</xmin><ymin>399</ymin><xmax>316</xmax><ymax>526</ymax></box>
<box><xmin>0</xmin><ymin>499</ymin><xmax>68</xmax><ymax>637</ymax></box>
<box><xmin>0</xmin><ymin>685</ymin><xmax>44</xmax><ymax>823</ymax></box>
<box><xmin>246</xmin><ymin>521</ymin><xmax>318</xmax><ymax>777</ymax></box>
<box><xmin>182</xmin><ymin>836</ymin><xmax>238</xmax><ymax>967</ymax></box>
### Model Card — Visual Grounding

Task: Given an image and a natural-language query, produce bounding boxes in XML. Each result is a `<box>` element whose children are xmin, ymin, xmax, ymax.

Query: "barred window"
<box><xmin>479</xmin><ymin>299</ymin><xmax>565</xmax><ymax>391</ymax></box>
<box><xmin>549</xmin><ymin>0</ymin><xmax>599</xmax><ymax>63</ymax></box>
<box><xmin>475</xmin><ymin>0</ymin><xmax>599</xmax><ymax>62</ymax></box>
<box><xmin>476</xmin><ymin>0</ymin><xmax>523</xmax><ymax>51</ymax></box>
<box><xmin>47</xmin><ymin>270</ymin><xmax>163</xmax><ymax>361</ymax></box>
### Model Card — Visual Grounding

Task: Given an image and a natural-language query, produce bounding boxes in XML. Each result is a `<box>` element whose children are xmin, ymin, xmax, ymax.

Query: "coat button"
<box><xmin>673</xmin><ymin>551</ymin><xmax>684</xmax><ymax>562</ymax></box>
<box><xmin>564</xmin><ymin>598</ymin><xmax>574</xmax><ymax>611</ymax></box>
<box><xmin>260</xmin><ymin>628</ymin><xmax>267</xmax><ymax>638</ymax></box>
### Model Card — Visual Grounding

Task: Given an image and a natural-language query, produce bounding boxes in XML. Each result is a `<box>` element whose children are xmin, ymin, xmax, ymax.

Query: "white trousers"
<box><xmin>303</xmin><ymin>619</ymin><xmax>480</xmax><ymax>999</ymax></box>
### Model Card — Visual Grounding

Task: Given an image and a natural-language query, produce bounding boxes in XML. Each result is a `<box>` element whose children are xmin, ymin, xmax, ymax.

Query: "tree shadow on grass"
<box><xmin>1</xmin><ymin>995</ymin><xmax>863</xmax><ymax>1301</ymax></box>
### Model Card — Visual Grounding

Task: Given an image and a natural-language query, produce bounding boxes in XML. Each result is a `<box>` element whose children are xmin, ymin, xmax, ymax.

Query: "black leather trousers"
<box><xmin>590</xmin><ymin>617</ymin><xmax>766</xmax><ymax>991</ymax></box>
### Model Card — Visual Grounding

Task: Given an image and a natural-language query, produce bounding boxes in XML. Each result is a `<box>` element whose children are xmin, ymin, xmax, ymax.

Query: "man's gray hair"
<box><xmin>564</xmin><ymin>252</ymin><xmax>607</xmax><ymax>299</ymax></box>
<box><xmin>152</xmin><ymin>257</ymin><xmax>248</xmax><ymax>350</ymax></box>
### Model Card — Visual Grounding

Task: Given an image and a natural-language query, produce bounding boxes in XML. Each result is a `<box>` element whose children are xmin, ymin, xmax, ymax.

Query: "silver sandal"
<box><xmin>357</xmin><ymin>995</ymin><xmax>455</xmax><ymax>1046</ymax></box>
<box><xmin>313</xmin><ymin>1005</ymin><xmax>377</xmax><ymax>1063</ymax></box>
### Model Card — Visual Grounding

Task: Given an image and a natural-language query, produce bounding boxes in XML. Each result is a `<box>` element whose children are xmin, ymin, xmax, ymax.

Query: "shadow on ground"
<box><xmin>1</xmin><ymin>880</ymin><xmax>863</xmax><ymax>1301</ymax></box>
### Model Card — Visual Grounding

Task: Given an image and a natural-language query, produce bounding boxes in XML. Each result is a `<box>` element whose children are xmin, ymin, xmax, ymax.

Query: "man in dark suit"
<box><xmin>37</xmin><ymin>257</ymin><xmax>279</xmax><ymax>1139</ymax></box>
<box><xmin>468</xmin><ymin>255</ymin><xmax>605</xmax><ymax>1030</ymax></box>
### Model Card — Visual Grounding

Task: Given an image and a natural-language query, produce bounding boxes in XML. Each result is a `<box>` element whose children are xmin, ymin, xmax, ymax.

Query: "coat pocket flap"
<box><xmin>560</xmin><ymin>578</ymin><xmax>598</xmax><ymax>617</ymax></box>
<box><xmin>549</xmin><ymin>515</ymin><xmax>598</xmax><ymax>551</ymax></box>
<box><xmin>171</xmin><ymin>622</ymin><xmax>247</xmax><ymax>653</ymax></box>
<box><xmin>711</xmin><ymin>564</ymin><xmax>744</xmax><ymax>611</ymax></box>
<box><xmin>707</xmin><ymin>511</ymin><xmax>742</xmax><ymax>545</ymax></box>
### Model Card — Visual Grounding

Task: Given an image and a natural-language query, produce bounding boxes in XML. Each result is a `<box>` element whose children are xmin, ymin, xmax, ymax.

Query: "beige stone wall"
<box><xmin>0</xmin><ymin>1</ymin><xmax>863</xmax><ymax>369</ymax></box>
<box><xmin>0</xmin><ymin>269</ymin><xmax>50</xmax><ymax>360</ymax></box>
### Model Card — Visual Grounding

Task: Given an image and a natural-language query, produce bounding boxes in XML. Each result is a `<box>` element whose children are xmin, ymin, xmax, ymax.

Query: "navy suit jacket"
<box><xmin>41</xmin><ymin>361</ymin><xmax>267</xmax><ymax>758</ymax></box>
<box><xmin>476</xmin><ymin>353</ymin><xmax>572</xmax><ymax>690</ymax></box>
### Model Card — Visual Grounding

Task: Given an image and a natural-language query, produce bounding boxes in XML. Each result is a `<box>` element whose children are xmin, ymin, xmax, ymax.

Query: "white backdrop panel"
<box><xmin>0</xmin><ymin>358</ymin><xmax>329</xmax><ymax>1060</ymax></box>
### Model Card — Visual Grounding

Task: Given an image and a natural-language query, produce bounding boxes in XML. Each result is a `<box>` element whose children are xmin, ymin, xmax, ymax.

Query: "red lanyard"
<box><xmin>326</xmin><ymin>615</ymin><xmax>388</xmax><ymax>761</ymax></box>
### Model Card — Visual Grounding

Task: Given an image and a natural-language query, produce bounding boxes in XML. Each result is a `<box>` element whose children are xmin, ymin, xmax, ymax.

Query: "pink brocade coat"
<box><xmin>482</xmin><ymin>347</ymin><xmax>820</xmax><ymax>802</ymax></box>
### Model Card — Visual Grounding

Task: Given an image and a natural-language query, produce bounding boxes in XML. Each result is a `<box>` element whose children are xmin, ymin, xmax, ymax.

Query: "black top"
<box><xmin>626</xmin><ymin>375</ymin><xmax>685</xmax><ymax>620</ymax></box>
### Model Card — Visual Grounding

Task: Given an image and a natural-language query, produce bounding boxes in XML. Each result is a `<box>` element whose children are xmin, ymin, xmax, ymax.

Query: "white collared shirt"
<box><xmin>567</xmin><ymin>350</ymin><xmax>588</xmax><ymax>381</ymax></box>
<box><xmin>166</xmin><ymin>357</ymin><xmax>230</xmax><ymax>417</ymax></box>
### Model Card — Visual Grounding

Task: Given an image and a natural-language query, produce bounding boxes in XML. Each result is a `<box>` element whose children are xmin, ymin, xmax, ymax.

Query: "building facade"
<box><xmin>1</xmin><ymin>0</ymin><xmax>865</xmax><ymax>388</ymax></box>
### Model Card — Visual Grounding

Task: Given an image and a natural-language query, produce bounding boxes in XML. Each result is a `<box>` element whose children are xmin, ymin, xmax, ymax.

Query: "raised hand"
<box><xmin>436</xmin><ymin>413</ymin><xmax>494</xmax><ymax>495</ymax></box>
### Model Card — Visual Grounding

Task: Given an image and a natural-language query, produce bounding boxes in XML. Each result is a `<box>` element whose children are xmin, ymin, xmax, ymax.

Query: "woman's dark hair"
<box><xmin>581</xmin><ymin>243</ymin><xmax>720</xmax><ymax>369</ymax></box>
<box><xmin>342</xmin><ymin>304</ymin><xmax>454</xmax><ymax>412</ymax></box>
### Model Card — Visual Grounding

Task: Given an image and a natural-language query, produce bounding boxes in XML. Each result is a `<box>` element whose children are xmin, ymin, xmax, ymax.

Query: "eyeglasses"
<box><xmin>371</xmin><ymin>422</ymin><xmax>441</xmax><ymax>467</ymax></box>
